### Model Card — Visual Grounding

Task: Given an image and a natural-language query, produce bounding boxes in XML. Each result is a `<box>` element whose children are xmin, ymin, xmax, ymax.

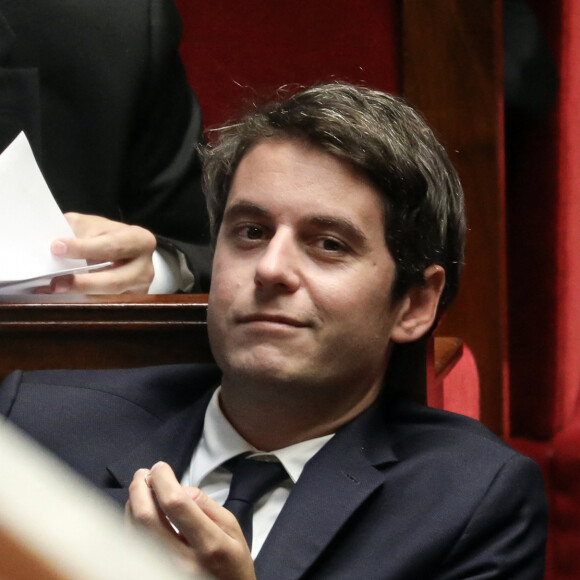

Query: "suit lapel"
<box><xmin>105</xmin><ymin>387</ymin><xmax>215</xmax><ymax>504</ymax></box>
<box><xmin>255</xmin><ymin>401</ymin><xmax>397</xmax><ymax>580</ymax></box>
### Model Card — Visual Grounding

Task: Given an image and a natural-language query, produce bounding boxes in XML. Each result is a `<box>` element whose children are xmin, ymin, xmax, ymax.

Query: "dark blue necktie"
<box><xmin>223</xmin><ymin>456</ymin><xmax>289</xmax><ymax>549</ymax></box>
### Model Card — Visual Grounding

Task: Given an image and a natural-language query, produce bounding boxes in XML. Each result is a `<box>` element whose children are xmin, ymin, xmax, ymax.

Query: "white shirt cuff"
<box><xmin>148</xmin><ymin>247</ymin><xmax>195</xmax><ymax>294</ymax></box>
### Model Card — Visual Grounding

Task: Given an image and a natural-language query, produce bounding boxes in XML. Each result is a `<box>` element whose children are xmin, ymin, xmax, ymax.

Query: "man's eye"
<box><xmin>243</xmin><ymin>225</ymin><xmax>263</xmax><ymax>240</ymax></box>
<box><xmin>319</xmin><ymin>238</ymin><xmax>345</xmax><ymax>252</ymax></box>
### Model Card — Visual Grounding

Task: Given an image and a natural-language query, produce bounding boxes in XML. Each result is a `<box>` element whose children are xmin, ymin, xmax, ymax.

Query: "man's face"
<box><xmin>207</xmin><ymin>139</ymin><xmax>408</xmax><ymax>403</ymax></box>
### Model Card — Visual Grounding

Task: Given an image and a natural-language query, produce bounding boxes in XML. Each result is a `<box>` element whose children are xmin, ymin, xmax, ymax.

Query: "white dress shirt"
<box><xmin>180</xmin><ymin>388</ymin><xmax>333</xmax><ymax>558</ymax></box>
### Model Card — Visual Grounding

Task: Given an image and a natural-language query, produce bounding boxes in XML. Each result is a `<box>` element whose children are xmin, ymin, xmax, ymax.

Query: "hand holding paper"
<box><xmin>0</xmin><ymin>132</ymin><xmax>112</xmax><ymax>293</ymax></box>
<box><xmin>47</xmin><ymin>212</ymin><xmax>156</xmax><ymax>294</ymax></box>
<box><xmin>0</xmin><ymin>132</ymin><xmax>156</xmax><ymax>294</ymax></box>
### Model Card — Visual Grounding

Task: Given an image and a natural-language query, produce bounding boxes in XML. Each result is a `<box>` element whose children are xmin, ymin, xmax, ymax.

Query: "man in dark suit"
<box><xmin>0</xmin><ymin>0</ymin><xmax>211</xmax><ymax>293</ymax></box>
<box><xmin>0</xmin><ymin>83</ymin><xmax>547</xmax><ymax>579</ymax></box>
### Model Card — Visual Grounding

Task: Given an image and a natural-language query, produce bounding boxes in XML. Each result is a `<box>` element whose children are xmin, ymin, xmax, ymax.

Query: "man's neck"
<box><xmin>217</xmin><ymin>376</ymin><xmax>382</xmax><ymax>451</ymax></box>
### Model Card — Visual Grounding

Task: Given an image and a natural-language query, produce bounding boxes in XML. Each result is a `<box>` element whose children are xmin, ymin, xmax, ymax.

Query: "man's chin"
<box><xmin>221</xmin><ymin>354</ymin><xmax>310</xmax><ymax>387</ymax></box>
<box><xmin>236</xmin><ymin>364</ymin><xmax>299</xmax><ymax>384</ymax></box>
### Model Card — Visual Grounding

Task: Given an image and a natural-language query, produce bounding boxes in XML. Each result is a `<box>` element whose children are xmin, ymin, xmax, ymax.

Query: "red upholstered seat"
<box><xmin>441</xmin><ymin>345</ymin><xmax>480</xmax><ymax>421</ymax></box>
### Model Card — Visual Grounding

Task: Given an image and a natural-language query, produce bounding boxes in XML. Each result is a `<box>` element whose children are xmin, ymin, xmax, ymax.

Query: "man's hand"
<box><xmin>126</xmin><ymin>462</ymin><xmax>256</xmax><ymax>580</ymax></box>
<box><xmin>45</xmin><ymin>212</ymin><xmax>157</xmax><ymax>294</ymax></box>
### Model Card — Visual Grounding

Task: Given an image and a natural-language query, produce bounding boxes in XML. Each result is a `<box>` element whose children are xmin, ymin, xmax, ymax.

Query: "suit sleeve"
<box><xmin>121</xmin><ymin>0</ymin><xmax>212</xmax><ymax>291</ymax></box>
<box><xmin>0</xmin><ymin>371</ymin><xmax>23</xmax><ymax>417</ymax></box>
<box><xmin>438</xmin><ymin>453</ymin><xmax>548</xmax><ymax>580</ymax></box>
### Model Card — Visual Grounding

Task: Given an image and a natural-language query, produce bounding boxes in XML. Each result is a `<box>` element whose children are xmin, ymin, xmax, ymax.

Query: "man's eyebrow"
<box><xmin>308</xmin><ymin>215</ymin><xmax>369</xmax><ymax>247</ymax></box>
<box><xmin>223</xmin><ymin>200</ymin><xmax>270</xmax><ymax>221</ymax></box>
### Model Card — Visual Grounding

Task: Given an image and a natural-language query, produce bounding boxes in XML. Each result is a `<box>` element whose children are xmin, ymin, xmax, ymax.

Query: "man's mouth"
<box><xmin>237</xmin><ymin>313</ymin><xmax>309</xmax><ymax>328</ymax></box>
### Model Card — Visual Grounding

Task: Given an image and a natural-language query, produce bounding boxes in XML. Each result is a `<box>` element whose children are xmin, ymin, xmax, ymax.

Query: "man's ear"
<box><xmin>390</xmin><ymin>265</ymin><xmax>446</xmax><ymax>344</ymax></box>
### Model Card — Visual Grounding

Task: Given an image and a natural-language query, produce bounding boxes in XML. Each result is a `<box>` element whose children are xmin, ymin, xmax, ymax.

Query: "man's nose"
<box><xmin>254</xmin><ymin>229</ymin><xmax>301</xmax><ymax>292</ymax></box>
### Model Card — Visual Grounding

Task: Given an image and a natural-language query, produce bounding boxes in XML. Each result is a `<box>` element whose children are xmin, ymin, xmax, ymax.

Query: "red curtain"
<box><xmin>556</xmin><ymin>0</ymin><xmax>580</xmax><ymax>429</ymax></box>
<box><xmin>508</xmin><ymin>0</ymin><xmax>580</xmax><ymax>439</ymax></box>
<box><xmin>174</xmin><ymin>0</ymin><xmax>398</xmax><ymax>129</ymax></box>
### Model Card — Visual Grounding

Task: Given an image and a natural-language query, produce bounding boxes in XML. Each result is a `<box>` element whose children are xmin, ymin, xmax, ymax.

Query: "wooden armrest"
<box><xmin>427</xmin><ymin>336</ymin><xmax>466</xmax><ymax>410</ymax></box>
<box><xmin>434</xmin><ymin>337</ymin><xmax>464</xmax><ymax>380</ymax></box>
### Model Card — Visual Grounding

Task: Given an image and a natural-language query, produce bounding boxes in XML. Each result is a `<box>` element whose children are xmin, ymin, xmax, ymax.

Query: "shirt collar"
<box><xmin>189</xmin><ymin>388</ymin><xmax>334</xmax><ymax>486</ymax></box>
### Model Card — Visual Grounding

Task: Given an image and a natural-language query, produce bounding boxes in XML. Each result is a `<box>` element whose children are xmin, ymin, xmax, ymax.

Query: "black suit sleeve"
<box><xmin>0</xmin><ymin>370</ymin><xmax>20</xmax><ymax>417</ymax></box>
<box><xmin>438</xmin><ymin>454</ymin><xmax>548</xmax><ymax>579</ymax></box>
<box><xmin>122</xmin><ymin>0</ymin><xmax>212</xmax><ymax>291</ymax></box>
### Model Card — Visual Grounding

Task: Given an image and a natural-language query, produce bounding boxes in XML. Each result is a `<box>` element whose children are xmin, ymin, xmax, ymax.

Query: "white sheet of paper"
<box><xmin>0</xmin><ymin>262</ymin><xmax>112</xmax><ymax>294</ymax></box>
<box><xmin>0</xmin><ymin>132</ymin><xmax>111</xmax><ymax>290</ymax></box>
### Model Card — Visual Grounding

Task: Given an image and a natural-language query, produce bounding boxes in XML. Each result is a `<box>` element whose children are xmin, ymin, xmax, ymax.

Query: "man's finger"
<box><xmin>184</xmin><ymin>486</ymin><xmax>245</xmax><ymax>538</ymax></box>
<box><xmin>147</xmin><ymin>463</ymin><xmax>240</xmax><ymax>550</ymax></box>
<box><xmin>51</xmin><ymin>227</ymin><xmax>156</xmax><ymax>262</ymax></box>
<box><xmin>127</xmin><ymin>468</ymin><xmax>180</xmax><ymax>538</ymax></box>
<box><xmin>50</xmin><ymin>260</ymin><xmax>152</xmax><ymax>294</ymax></box>
<box><xmin>147</xmin><ymin>462</ymin><xmax>256</xmax><ymax>579</ymax></box>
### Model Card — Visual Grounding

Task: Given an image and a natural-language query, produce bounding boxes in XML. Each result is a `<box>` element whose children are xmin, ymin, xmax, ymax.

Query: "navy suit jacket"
<box><xmin>0</xmin><ymin>0</ymin><xmax>211</xmax><ymax>290</ymax></box>
<box><xmin>0</xmin><ymin>365</ymin><xmax>547</xmax><ymax>579</ymax></box>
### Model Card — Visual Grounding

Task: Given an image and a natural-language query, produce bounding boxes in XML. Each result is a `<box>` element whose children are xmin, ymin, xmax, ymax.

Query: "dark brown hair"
<box><xmin>201</xmin><ymin>82</ymin><xmax>465</xmax><ymax>314</ymax></box>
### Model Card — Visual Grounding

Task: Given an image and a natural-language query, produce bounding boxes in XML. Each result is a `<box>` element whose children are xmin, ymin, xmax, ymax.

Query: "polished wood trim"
<box><xmin>434</xmin><ymin>337</ymin><xmax>464</xmax><ymax>381</ymax></box>
<box><xmin>0</xmin><ymin>295</ymin><xmax>213</xmax><ymax>378</ymax></box>
<box><xmin>0</xmin><ymin>527</ymin><xmax>64</xmax><ymax>580</ymax></box>
<box><xmin>0</xmin><ymin>294</ymin><xmax>209</xmax><ymax>325</ymax></box>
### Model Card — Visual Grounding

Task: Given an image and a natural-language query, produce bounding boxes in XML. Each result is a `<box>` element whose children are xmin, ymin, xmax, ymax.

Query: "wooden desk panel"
<box><xmin>0</xmin><ymin>295</ymin><xmax>213</xmax><ymax>378</ymax></box>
